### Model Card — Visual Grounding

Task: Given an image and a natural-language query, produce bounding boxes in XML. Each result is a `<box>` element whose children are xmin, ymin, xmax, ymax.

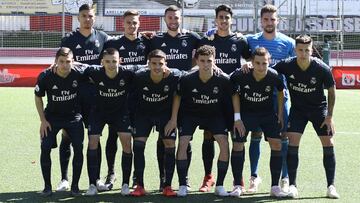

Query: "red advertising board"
<box><xmin>0</xmin><ymin>64</ymin><xmax>48</xmax><ymax>87</ymax></box>
<box><xmin>332</xmin><ymin>66</ymin><xmax>360</xmax><ymax>89</ymax></box>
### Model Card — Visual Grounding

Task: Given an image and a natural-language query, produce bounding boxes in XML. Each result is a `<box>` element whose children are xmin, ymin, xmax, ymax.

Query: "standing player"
<box><xmin>83</xmin><ymin>48</ymin><xmax>140</xmax><ymax>196</ymax></box>
<box><xmin>245</xmin><ymin>4</ymin><xmax>296</xmax><ymax>193</ymax></box>
<box><xmin>198</xmin><ymin>4</ymin><xmax>251</xmax><ymax>192</ymax></box>
<box><xmin>272</xmin><ymin>35</ymin><xmax>339</xmax><ymax>199</ymax></box>
<box><xmin>58</xmin><ymin>3</ymin><xmax>110</xmax><ymax>192</ymax></box>
<box><xmin>130</xmin><ymin>50</ymin><xmax>179</xmax><ymax>197</ymax></box>
<box><xmin>35</xmin><ymin>48</ymin><xmax>84</xmax><ymax>197</ymax></box>
<box><xmin>165</xmin><ymin>45</ymin><xmax>231</xmax><ymax>197</ymax></box>
<box><xmin>231</xmin><ymin>47</ymin><xmax>287</xmax><ymax>197</ymax></box>
<box><xmin>103</xmin><ymin>9</ymin><xmax>150</xmax><ymax>189</ymax></box>
<box><xmin>150</xmin><ymin>5</ymin><xmax>201</xmax><ymax>190</ymax></box>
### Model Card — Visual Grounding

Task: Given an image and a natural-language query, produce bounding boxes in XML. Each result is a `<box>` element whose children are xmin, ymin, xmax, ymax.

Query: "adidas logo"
<box><xmin>244</xmin><ymin>85</ymin><xmax>250</xmax><ymax>89</ymax></box>
<box><xmin>143</xmin><ymin>87</ymin><xmax>149</xmax><ymax>91</ymax></box>
<box><xmin>119</xmin><ymin>46</ymin><xmax>125</xmax><ymax>50</ymax></box>
<box><xmin>99</xmin><ymin>82</ymin><xmax>104</xmax><ymax>86</ymax></box>
<box><xmin>289</xmin><ymin>75</ymin><xmax>295</xmax><ymax>79</ymax></box>
<box><xmin>76</xmin><ymin>44</ymin><xmax>81</xmax><ymax>49</ymax></box>
<box><xmin>161</xmin><ymin>43</ymin><xmax>167</xmax><ymax>47</ymax></box>
<box><xmin>52</xmin><ymin>85</ymin><xmax>58</xmax><ymax>90</ymax></box>
<box><xmin>192</xmin><ymin>88</ymin><xmax>198</xmax><ymax>93</ymax></box>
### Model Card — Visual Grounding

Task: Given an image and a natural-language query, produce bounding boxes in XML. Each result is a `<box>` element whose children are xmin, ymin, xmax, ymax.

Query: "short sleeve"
<box><xmin>34</xmin><ymin>71</ymin><xmax>47</xmax><ymax>97</ymax></box>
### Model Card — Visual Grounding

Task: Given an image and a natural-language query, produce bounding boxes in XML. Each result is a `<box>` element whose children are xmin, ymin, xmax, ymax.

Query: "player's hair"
<box><xmin>123</xmin><ymin>9</ymin><xmax>140</xmax><ymax>18</ymax></box>
<box><xmin>101</xmin><ymin>48</ymin><xmax>119</xmax><ymax>59</ymax></box>
<box><xmin>215</xmin><ymin>5</ymin><xmax>233</xmax><ymax>17</ymax></box>
<box><xmin>79</xmin><ymin>4</ymin><xmax>94</xmax><ymax>13</ymax></box>
<box><xmin>260</xmin><ymin>4</ymin><xmax>278</xmax><ymax>17</ymax></box>
<box><xmin>252</xmin><ymin>47</ymin><xmax>271</xmax><ymax>59</ymax></box>
<box><xmin>195</xmin><ymin>45</ymin><xmax>216</xmax><ymax>59</ymax></box>
<box><xmin>56</xmin><ymin>47</ymin><xmax>73</xmax><ymax>59</ymax></box>
<box><xmin>148</xmin><ymin>49</ymin><xmax>167</xmax><ymax>60</ymax></box>
<box><xmin>295</xmin><ymin>34</ymin><xmax>313</xmax><ymax>45</ymax></box>
<box><xmin>165</xmin><ymin>5</ymin><xmax>180</xmax><ymax>15</ymax></box>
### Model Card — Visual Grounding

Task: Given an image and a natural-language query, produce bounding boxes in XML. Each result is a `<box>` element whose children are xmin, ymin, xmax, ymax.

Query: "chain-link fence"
<box><xmin>0</xmin><ymin>0</ymin><xmax>359</xmax><ymax>64</ymax></box>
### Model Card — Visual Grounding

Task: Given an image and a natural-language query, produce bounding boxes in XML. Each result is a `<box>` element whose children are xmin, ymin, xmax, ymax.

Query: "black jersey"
<box><xmin>61</xmin><ymin>29</ymin><xmax>109</xmax><ymax>65</ymax></box>
<box><xmin>35</xmin><ymin>68</ymin><xmax>82</xmax><ymax>119</ymax></box>
<box><xmin>150</xmin><ymin>32</ymin><xmax>201</xmax><ymax>71</ymax></box>
<box><xmin>231</xmin><ymin>68</ymin><xmax>284</xmax><ymax>114</ymax></box>
<box><xmin>273</xmin><ymin>57</ymin><xmax>335</xmax><ymax>110</ymax></box>
<box><xmin>133</xmin><ymin>68</ymin><xmax>182</xmax><ymax>115</ymax></box>
<box><xmin>104</xmin><ymin>34</ymin><xmax>150</xmax><ymax>65</ymax></box>
<box><xmin>199</xmin><ymin>34</ymin><xmax>251</xmax><ymax>74</ymax></box>
<box><xmin>83</xmin><ymin>65</ymin><xmax>141</xmax><ymax>114</ymax></box>
<box><xmin>177</xmin><ymin>70</ymin><xmax>233</xmax><ymax>117</ymax></box>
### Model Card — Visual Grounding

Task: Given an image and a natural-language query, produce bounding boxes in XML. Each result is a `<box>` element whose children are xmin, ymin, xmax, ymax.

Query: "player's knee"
<box><xmin>163</xmin><ymin>139</ymin><xmax>175</xmax><ymax>148</ymax></box>
<box><xmin>268</xmin><ymin>138</ymin><xmax>282</xmax><ymax>151</ymax></box>
<box><xmin>88</xmin><ymin>136</ymin><xmax>99</xmax><ymax>150</ymax></box>
<box><xmin>203</xmin><ymin>130</ymin><xmax>213</xmax><ymax>140</ymax></box>
<box><xmin>320</xmin><ymin>136</ymin><xmax>334</xmax><ymax>147</ymax></box>
<box><xmin>232</xmin><ymin>142</ymin><xmax>244</xmax><ymax>151</ymax></box>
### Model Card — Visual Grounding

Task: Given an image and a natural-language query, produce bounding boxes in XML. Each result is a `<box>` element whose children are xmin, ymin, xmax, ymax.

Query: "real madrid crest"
<box><xmin>213</xmin><ymin>86</ymin><xmax>219</xmax><ymax>94</ymax></box>
<box><xmin>95</xmin><ymin>39</ymin><xmax>100</xmax><ymax>47</ymax></box>
<box><xmin>265</xmin><ymin>86</ymin><xmax>271</xmax><ymax>92</ymax></box>
<box><xmin>72</xmin><ymin>80</ymin><xmax>78</xmax><ymax>88</ymax></box>
<box><xmin>138</xmin><ymin>43</ymin><xmax>145</xmax><ymax>50</ymax></box>
<box><xmin>119</xmin><ymin>79</ymin><xmax>125</xmax><ymax>86</ymax></box>
<box><xmin>182</xmin><ymin>40</ymin><xmax>188</xmax><ymax>47</ymax></box>
<box><xmin>231</xmin><ymin>44</ymin><xmax>237</xmax><ymax>52</ymax></box>
<box><xmin>164</xmin><ymin>85</ymin><xmax>169</xmax><ymax>92</ymax></box>
<box><xmin>310</xmin><ymin>77</ymin><xmax>317</xmax><ymax>84</ymax></box>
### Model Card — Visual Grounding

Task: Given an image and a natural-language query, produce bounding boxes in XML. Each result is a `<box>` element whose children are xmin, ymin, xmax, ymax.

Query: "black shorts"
<box><xmin>41</xmin><ymin>116</ymin><xmax>84</xmax><ymax>151</ymax></box>
<box><xmin>287</xmin><ymin>107</ymin><xmax>330</xmax><ymax>136</ymax></box>
<box><xmin>79</xmin><ymin>82</ymin><xmax>97</xmax><ymax>128</ymax></box>
<box><xmin>232</xmin><ymin>112</ymin><xmax>281</xmax><ymax>142</ymax></box>
<box><xmin>88</xmin><ymin>109</ymin><xmax>131</xmax><ymax>135</ymax></box>
<box><xmin>132</xmin><ymin>113</ymin><xmax>176</xmax><ymax>140</ymax></box>
<box><xmin>178</xmin><ymin>114</ymin><xmax>228</xmax><ymax>137</ymax></box>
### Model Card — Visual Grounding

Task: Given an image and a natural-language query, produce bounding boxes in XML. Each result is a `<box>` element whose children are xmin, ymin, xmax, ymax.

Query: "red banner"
<box><xmin>0</xmin><ymin>64</ymin><xmax>49</xmax><ymax>87</ymax></box>
<box><xmin>332</xmin><ymin>66</ymin><xmax>360</xmax><ymax>89</ymax></box>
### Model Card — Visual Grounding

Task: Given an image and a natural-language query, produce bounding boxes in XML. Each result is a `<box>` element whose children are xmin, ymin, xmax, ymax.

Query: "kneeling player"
<box><xmin>231</xmin><ymin>47</ymin><xmax>287</xmax><ymax>197</ymax></box>
<box><xmin>130</xmin><ymin>50</ymin><xmax>179</xmax><ymax>197</ymax></box>
<box><xmin>35</xmin><ymin>48</ymin><xmax>84</xmax><ymax>196</ymax></box>
<box><xmin>165</xmin><ymin>45</ymin><xmax>231</xmax><ymax>197</ymax></box>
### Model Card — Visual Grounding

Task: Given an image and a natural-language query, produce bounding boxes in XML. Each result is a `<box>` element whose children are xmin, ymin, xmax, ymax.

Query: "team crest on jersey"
<box><xmin>181</xmin><ymin>40</ymin><xmax>188</xmax><ymax>47</ymax></box>
<box><xmin>72</xmin><ymin>80</ymin><xmax>78</xmax><ymax>88</ymax></box>
<box><xmin>265</xmin><ymin>86</ymin><xmax>271</xmax><ymax>92</ymax></box>
<box><xmin>138</xmin><ymin>43</ymin><xmax>145</xmax><ymax>50</ymax></box>
<box><xmin>231</xmin><ymin>44</ymin><xmax>237</xmax><ymax>52</ymax></box>
<box><xmin>119</xmin><ymin>79</ymin><xmax>125</xmax><ymax>86</ymax></box>
<box><xmin>35</xmin><ymin>85</ymin><xmax>40</xmax><ymax>92</ymax></box>
<box><xmin>310</xmin><ymin>77</ymin><xmax>317</xmax><ymax>84</ymax></box>
<box><xmin>164</xmin><ymin>85</ymin><xmax>169</xmax><ymax>92</ymax></box>
<box><xmin>95</xmin><ymin>40</ymin><xmax>100</xmax><ymax>47</ymax></box>
<box><xmin>213</xmin><ymin>86</ymin><xmax>219</xmax><ymax>94</ymax></box>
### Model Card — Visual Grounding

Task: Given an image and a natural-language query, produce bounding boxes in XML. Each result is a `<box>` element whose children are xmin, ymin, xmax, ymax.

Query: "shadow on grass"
<box><xmin>0</xmin><ymin>190</ymin><xmax>328</xmax><ymax>203</ymax></box>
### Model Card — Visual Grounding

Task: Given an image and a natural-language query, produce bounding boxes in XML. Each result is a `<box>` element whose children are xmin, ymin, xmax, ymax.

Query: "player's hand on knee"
<box><xmin>320</xmin><ymin>116</ymin><xmax>335</xmax><ymax>135</ymax></box>
<box><xmin>165</xmin><ymin>119</ymin><xmax>177</xmax><ymax>137</ymax></box>
<box><xmin>234</xmin><ymin>120</ymin><xmax>246</xmax><ymax>137</ymax></box>
<box><xmin>40</xmin><ymin>120</ymin><xmax>52</xmax><ymax>138</ymax></box>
